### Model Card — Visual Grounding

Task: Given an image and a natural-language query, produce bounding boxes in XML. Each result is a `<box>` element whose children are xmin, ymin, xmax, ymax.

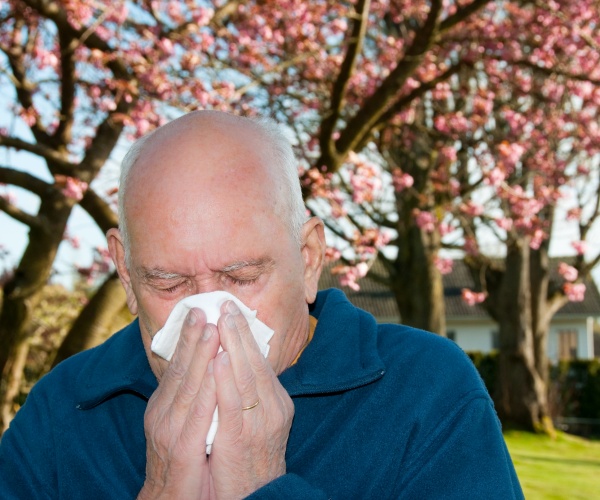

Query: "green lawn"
<box><xmin>504</xmin><ymin>430</ymin><xmax>600</xmax><ymax>499</ymax></box>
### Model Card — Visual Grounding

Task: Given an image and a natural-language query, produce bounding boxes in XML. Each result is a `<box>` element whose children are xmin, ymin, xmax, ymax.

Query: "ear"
<box><xmin>301</xmin><ymin>217</ymin><xmax>326</xmax><ymax>304</ymax></box>
<box><xmin>107</xmin><ymin>228</ymin><xmax>139</xmax><ymax>315</ymax></box>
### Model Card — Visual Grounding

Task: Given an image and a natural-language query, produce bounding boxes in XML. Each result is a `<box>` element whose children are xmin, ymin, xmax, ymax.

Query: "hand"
<box><xmin>138</xmin><ymin>308</ymin><xmax>221</xmax><ymax>499</ymax></box>
<box><xmin>209</xmin><ymin>301</ymin><xmax>295</xmax><ymax>499</ymax></box>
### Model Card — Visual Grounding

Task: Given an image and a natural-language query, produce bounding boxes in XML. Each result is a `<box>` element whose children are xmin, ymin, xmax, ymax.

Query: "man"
<box><xmin>0</xmin><ymin>111</ymin><xmax>524</xmax><ymax>498</ymax></box>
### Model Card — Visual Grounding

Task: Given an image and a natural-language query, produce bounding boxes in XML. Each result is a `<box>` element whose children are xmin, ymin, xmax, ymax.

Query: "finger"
<box><xmin>212</xmin><ymin>351</ymin><xmax>245</xmax><ymax>443</ymax></box>
<box><xmin>221</xmin><ymin>301</ymin><xmax>273</xmax><ymax>386</ymax></box>
<box><xmin>154</xmin><ymin>308</ymin><xmax>207</xmax><ymax>403</ymax></box>
<box><xmin>218</xmin><ymin>302</ymin><xmax>260</xmax><ymax>408</ymax></box>
<box><xmin>180</xmin><ymin>358</ymin><xmax>218</xmax><ymax>455</ymax></box>
<box><xmin>173</xmin><ymin>322</ymin><xmax>220</xmax><ymax>409</ymax></box>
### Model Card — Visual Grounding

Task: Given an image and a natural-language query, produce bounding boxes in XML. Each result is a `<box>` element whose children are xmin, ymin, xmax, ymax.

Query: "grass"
<box><xmin>504</xmin><ymin>430</ymin><xmax>600</xmax><ymax>499</ymax></box>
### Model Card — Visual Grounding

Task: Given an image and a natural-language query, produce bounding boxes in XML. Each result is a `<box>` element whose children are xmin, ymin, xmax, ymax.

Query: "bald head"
<box><xmin>118</xmin><ymin>111</ymin><xmax>306</xmax><ymax>266</ymax></box>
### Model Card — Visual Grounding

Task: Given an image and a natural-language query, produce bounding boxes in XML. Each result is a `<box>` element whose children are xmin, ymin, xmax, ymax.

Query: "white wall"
<box><xmin>446</xmin><ymin>318</ymin><xmax>497</xmax><ymax>353</ymax></box>
<box><xmin>447</xmin><ymin>315</ymin><xmax>595</xmax><ymax>363</ymax></box>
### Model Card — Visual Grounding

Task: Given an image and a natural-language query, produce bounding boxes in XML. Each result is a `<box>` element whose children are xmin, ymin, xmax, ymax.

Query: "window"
<box><xmin>558</xmin><ymin>330</ymin><xmax>578</xmax><ymax>361</ymax></box>
<box><xmin>447</xmin><ymin>330</ymin><xmax>456</xmax><ymax>342</ymax></box>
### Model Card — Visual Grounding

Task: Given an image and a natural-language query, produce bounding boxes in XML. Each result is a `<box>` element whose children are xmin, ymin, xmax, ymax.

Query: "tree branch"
<box><xmin>0</xmin><ymin>165</ymin><xmax>54</xmax><ymax>197</ymax></box>
<box><xmin>331</xmin><ymin>0</ymin><xmax>444</xmax><ymax>169</ymax></box>
<box><xmin>0</xmin><ymin>197</ymin><xmax>41</xmax><ymax>228</ymax></box>
<box><xmin>0</xmin><ymin>135</ymin><xmax>74</xmax><ymax>171</ymax></box>
<box><xmin>318</xmin><ymin>0</ymin><xmax>371</xmax><ymax>168</ymax></box>
<box><xmin>79</xmin><ymin>188</ymin><xmax>118</xmax><ymax>234</ymax></box>
<box><xmin>371</xmin><ymin>62</ymin><xmax>465</xmax><ymax>133</ymax></box>
<box><xmin>54</xmin><ymin>28</ymin><xmax>77</xmax><ymax>147</ymax></box>
<box><xmin>438</xmin><ymin>0</ymin><xmax>494</xmax><ymax>33</ymax></box>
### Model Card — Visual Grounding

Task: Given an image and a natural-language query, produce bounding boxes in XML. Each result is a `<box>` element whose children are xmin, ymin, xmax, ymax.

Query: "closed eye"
<box><xmin>162</xmin><ymin>282</ymin><xmax>185</xmax><ymax>293</ymax></box>
<box><xmin>225</xmin><ymin>275</ymin><xmax>259</xmax><ymax>287</ymax></box>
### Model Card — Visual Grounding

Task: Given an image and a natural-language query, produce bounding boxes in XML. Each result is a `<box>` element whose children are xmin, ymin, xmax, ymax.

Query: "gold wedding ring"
<box><xmin>242</xmin><ymin>399</ymin><xmax>260</xmax><ymax>411</ymax></box>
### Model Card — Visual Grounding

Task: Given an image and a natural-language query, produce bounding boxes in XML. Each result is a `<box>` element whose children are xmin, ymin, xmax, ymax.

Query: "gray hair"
<box><xmin>117</xmin><ymin>114</ymin><xmax>307</xmax><ymax>267</ymax></box>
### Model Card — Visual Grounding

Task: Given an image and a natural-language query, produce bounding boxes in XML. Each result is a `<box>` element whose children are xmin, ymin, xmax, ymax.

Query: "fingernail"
<box><xmin>225</xmin><ymin>301</ymin><xmax>240</xmax><ymax>315</ymax></box>
<box><xmin>220</xmin><ymin>352</ymin><xmax>230</xmax><ymax>366</ymax></box>
<box><xmin>202</xmin><ymin>324</ymin><xmax>213</xmax><ymax>341</ymax></box>
<box><xmin>226</xmin><ymin>313</ymin><xmax>237</xmax><ymax>329</ymax></box>
<box><xmin>186</xmin><ymin>309</ymin><xmax>197</xmax><ymax>325</ymax></box>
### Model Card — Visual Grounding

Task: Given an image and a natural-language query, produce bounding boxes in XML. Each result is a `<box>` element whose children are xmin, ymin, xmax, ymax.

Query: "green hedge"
<box><xmin>467</xmin><ymin>352</ymin><xmax>600</xmax><ymax>422</ymax></box>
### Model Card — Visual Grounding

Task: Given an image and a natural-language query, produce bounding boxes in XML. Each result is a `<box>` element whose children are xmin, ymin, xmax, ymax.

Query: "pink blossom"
<box><xmin>332</xmin><ymin>263</ymin><xmax>369</xmax><ymax>292</ymax></box>
<box><xmin>571</xmin><ymin>240</ymin><xmax>588</xmax><ymax>255</ymax></box>
<box><xmin>566</xmin><ymin>207</ymin><xmax>582</xmax><ymax>221</ymax></box>
<box><xmin>414</xmin><ymin>210</ymin><xmax>436</xmax><ymax>233</ymax></box>
<box><xmin>434</xmin><ymin>256</ymin><xmax>453</xmax><ymax>275</ymax></box>
<box><xmin>463</xmin><ymin>237</ymin><xmax>479</xmax><ymax>256</ymax></box>
<box><xmin>0</xmin><ymin>190</ymin><xmax>17</xmax><ymax>205</ymax></box>
<box><xmin>461</xmin><ymin>288</ymin><xmax>487</xmax><ymax>306</ymax></box>
<box><xmin>460</xmin><ymin>201</ymin><xmax>484</xmax><ymax>217</ymax></box>
<box><xmin>392</xmin><ymin>169</ymin><xmax>414</xmax><ymax>192</ymax></box>
<box><xmin>325</xmin><ymin>247</ymin><xmax>341</xmax><ymax>262</ymax></box>
<box><xmin>563</xmin><ymin>282</ymin><xmax>586</xmax><ymax>302</ymax></box>
<box><xmin>495</xmin><ymin>217</ymin><xmax>513</xmax><ymax>231</ymax></box>
<box><xmin>439</xmin><ymin>222</ymin><xmax>454</xmax><ymax>237</ymax></box>
<box><xmin>558</xmin><ymin>262</ymin><xmax>578</xmax><ymax>282</ymax></box>
<box><xmin>63</xmin><ymin>233</ymin><xmax>81</xmax><ymax>249</ymax></box>
<box><xmin>497</xmin><ymin>141</ymin><xmax>525</xmax><ymax>167</ymax></box>
<box><xmin>529</xmin><ymin>229</ymin><xmax>545</xmax><ymax>250</ymax></box>
<box><xmin>486</xmin><ymin>167</ymin><xmax>505</xmax><ymax>187</ymax></box>
<box><xmin>61</xmin><ymin>177</ymin><xmax>88</xmax><ymax>201</ymax></box>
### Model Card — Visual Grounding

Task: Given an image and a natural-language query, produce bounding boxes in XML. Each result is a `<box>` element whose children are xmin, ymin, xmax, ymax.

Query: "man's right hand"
<box><xmin>138</xmin><ymin>308</ymin><xmax>221</xmax><ymax>499</ymax></box>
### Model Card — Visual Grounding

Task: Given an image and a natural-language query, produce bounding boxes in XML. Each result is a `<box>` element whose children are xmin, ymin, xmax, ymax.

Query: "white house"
<box><xmin>319</xmin><ymin>258</ymin><xmax>600</xmax><ymax>363</ymax></box>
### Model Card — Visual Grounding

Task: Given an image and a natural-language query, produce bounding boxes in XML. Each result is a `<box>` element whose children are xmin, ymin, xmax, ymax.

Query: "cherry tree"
<box><xmin>221</xmin><ymin>0</ymin><xmax>600</xmax><ymax>431</ymax></box>
<box><xmin>2</xmin><ymin>0</ymin><xmax>599</xmax><ymax>435</ymax></box>
<box><xmin>0</xmin><ymin>0</ymin><xmax>278</xmax><ymax>429</ymax></box>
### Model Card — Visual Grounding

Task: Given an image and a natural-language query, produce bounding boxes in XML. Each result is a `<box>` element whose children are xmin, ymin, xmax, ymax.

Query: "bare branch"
<box><xmin>79</xmin><ymin>189</ymin><xmax>118</xmax><ymax>234</ymax></box>
<box><xmin>0</xmin><ymin>165</ymin><xmax>54</xmax><ymax>197</ymax></box>
<box><xmin>319</xmin><ymin>0</ymin><xmax>371</xmax><ymax>168</ymax></box>
<box><xmin>438</xmin><ymin>0</ymin><xmax>494</xmax><ymax>33</ymax></box>
<box><xmin>0</xmin><ymin>196</ymin><xmax>41</xmax><ymax>228</ymax></box>
<box><xmin>54</xmin><ymin>29</ymin><xmax>78</xmax><ymax>146</ymax></box>
<box><xmin>0</xmin><ymin>135</ymin><xmax>74</xmax><ymax>171</ymax></box>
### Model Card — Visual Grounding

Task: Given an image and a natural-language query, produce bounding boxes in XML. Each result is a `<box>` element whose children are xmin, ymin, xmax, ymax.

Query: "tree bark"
<box><xmin>0</xmin><ymin>334</ymin><xmax>30</xmax><ymax>432</ymax></box>
<box><xmin>52</xmin><ymin>272</ymin><xmax>128</xmax><ymax>367</ymax></box>
<box><xmin>392</xmin><ymin>225</ymin><xmax>446</xmax><ymax>335</ymax></box>
<box><xmin>0</xmin><ymin>195</ymin><xmax>72</xmax><ymax>376</ymax></box>
<box><xmin>480</xmin><ymin>244</ymin><xmax>553</xmax><ymax>433</ymax></box>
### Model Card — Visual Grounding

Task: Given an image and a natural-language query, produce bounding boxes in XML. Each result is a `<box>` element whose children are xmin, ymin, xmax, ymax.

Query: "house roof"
<box><xmin>318</xmin><ymin>257</ymin><xmax>600</xmax><ymax>321</ymax></box>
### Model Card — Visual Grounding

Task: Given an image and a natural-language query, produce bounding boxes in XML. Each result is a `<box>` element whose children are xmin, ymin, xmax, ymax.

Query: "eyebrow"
<box><xmin>137</xmin><ymin>259</ymin><xmax>275</xmax><ymax>281</ymax></box>
<box><xmin>138</xmin><ymin>267</ymin><xmax>187</xmax><ymax>281</ymax></box>
<box><xmin>219</xmin><ymin>258</ymin><xmax>275</xmax><ymax>273</ymax></box>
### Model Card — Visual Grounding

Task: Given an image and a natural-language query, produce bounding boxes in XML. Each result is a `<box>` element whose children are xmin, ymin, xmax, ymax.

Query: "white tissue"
<box><xmin>151</xmin><ymin>291</ymin><xmax>274</xmax><ymax>454</ymax></box>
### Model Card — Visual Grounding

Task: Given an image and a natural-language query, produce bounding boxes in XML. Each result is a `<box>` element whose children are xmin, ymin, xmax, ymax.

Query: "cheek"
<box><xmin>136</xmin><ymin>295</ymin><xmax>176</xmax><ymax>336</ymax></box>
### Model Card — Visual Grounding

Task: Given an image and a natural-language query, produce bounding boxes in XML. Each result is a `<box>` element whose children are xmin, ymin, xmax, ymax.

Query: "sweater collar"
<box><xmin>75</xmin><ymin>319</ymin><xmax>157</xmax><ymax>409</ymax></box>
<box><xmin>279</xmin><ymin>288</ymin><xmax>386</xmax><ymax>396</ymax></box>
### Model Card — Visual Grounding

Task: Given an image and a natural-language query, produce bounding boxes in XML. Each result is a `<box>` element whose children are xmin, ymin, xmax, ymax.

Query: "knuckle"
<box><xmin>237</xmin><ymin>367</ymin><xmax>256</xmax><ymax>392</ymax></box>
<box><xmin>167</xmin><ymin>360</ymin><xmax>187</xmax><ymax>380</ymax></box>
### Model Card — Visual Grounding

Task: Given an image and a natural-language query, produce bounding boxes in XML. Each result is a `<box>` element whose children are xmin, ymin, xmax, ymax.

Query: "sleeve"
<box><xmin>395</xmin><ymin>394</ymin><xmax>524</xmax><ymax>500</ymax></box>
<box><xmin>245</xmin><ymin>473</ymin><xmax>329</xmax><ymax>499</ymax></box>
<box><xmin>0</xmin><ymin>382</ymin><xmax>57</xmax><ymax>500</ymax></box>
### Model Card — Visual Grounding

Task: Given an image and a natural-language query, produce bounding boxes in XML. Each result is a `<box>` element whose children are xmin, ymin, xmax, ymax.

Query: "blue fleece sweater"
<box><xmin>0</xmin><ymin>288</ymin><xmax>523</xmax><ymax>499</ymax></box>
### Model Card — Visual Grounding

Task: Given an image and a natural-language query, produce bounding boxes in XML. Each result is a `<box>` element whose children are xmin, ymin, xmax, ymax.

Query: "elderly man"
<box><xmin>0</xmin><ymin>111</ymin><xmax>523</xmax><ymax>498</ymax></box>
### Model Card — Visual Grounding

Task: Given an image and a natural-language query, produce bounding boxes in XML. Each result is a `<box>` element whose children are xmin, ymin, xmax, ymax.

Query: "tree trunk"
<box><xmin>0</xmin><ymin>334</ymin><xmax>30</xmax><ymax>432</ymax></box>
<box><xmin>392</xmin><ymin>225</ymin><xmax>446</xmax><ymax>335</ymax></box>
<box><xmin>493</xmin><ymin>244</ymin><xmax>553</xmax><ymax>433</ymax></box>
<box><xmin>52</xmin><ymin>272</ymin><xmax>128</xmax><ymax>367</ymax></box>
<box><xmin>0</xmin><ymin>197</ymin><xmax>72</xmax><ymax>376</ymax></box>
